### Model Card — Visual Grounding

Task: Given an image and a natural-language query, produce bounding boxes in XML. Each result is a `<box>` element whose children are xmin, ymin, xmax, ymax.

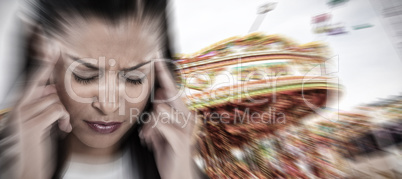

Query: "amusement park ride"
<box><xmin>177</xmin><ymin>32</ymin><xmax>341</xmax><ymax>177</ymax></box>
<box><xmin>177</xmin><ymin>1</ymin><xmax>393</xmax><ymax>178</ymax></box>
<box><xmin>174</xmin><ymin>2</ymin><xmax>345</xmax><ymax>178</ymax></box>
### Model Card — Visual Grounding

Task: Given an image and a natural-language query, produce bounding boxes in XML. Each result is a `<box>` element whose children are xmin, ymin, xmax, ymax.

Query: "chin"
<box><xmin>85</xmin><ymin>137</ymin><xmax>119</xmax><ymax>149</ymax></box>
<box><xmin>75</xmin><ymin>133</ymin><xmax>119</xmax><ymax>149</ymax></box>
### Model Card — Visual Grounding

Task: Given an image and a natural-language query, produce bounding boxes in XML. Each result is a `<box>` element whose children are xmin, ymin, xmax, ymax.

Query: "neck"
<box><xmin>65</xmin><ymin>133</ymin><xmax>121</xmax><ymax>164</ymax></box>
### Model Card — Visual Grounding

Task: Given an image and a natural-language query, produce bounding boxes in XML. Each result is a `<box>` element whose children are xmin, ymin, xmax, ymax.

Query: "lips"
<box><xmin>84</xmin><ymin>121</ymin><xmax>123</xmax><ymax>134</ymax></box>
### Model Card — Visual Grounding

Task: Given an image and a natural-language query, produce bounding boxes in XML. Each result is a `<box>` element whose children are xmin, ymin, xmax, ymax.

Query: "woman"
<box><xmin>0</xmin><ymin>0</ymin><xmax>199</xmax><ymax>178</ymax></box>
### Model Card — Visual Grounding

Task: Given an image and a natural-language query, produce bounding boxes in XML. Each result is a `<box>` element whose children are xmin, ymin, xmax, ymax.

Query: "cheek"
<box><xmin>71</xmin><ymin>82</ymin><xmax>99</xmax><ymax>98</ymax></box>
<box><xmin>53</xmin><ymin>67</ymin><xmax>94</xmax><ymax>120</ymax></box>
<box><xmin>123</xmin><ymin>75</ymin><xmax>154</xmax><ymax>118</ymax></box>
<box><xmin>124</xmin><ymin>84</ymin><xmax>151</xmax><ymax>99</ymax></box>
<box><xmin>55</xmin><ymin>81</ymin><xmax>87</xmax><ymax>116</ymax></box>
<box><xmin>123</xmin><ymin>84</ymin><xmax>152</xmax><ymax>114</ymax></box>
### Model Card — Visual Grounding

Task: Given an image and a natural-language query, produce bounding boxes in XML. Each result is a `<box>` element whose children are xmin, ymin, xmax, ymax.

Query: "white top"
<box><xmin>62</xmin><ymin>148</ymin><xmax>138</xmax><ymax>179</ymax></box>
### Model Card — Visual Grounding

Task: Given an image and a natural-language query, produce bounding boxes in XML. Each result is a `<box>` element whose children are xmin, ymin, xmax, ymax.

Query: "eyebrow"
<box><xmin>67</xmin><ymin>54</ymin><xmax>152</xmax><ymax>72</ymax></box>
<box><xmin>121</xmin><ymin>61</ymin><xmax>152</xmax><ymax>72</ymax></box>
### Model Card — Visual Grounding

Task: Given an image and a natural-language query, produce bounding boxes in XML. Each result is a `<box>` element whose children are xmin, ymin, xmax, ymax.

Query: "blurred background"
<box><xmin>3</xmin><ymin>0</ymin><xmax>401</xmax><ymax>110</ymax></box>
<box><xmin>1</xmin><ymin>0</ymin><xmax>402</xmax><ymax>178</ymax></box>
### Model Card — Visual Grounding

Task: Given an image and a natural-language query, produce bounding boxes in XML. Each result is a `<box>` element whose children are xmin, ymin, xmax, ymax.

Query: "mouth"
<box><xmin>84</xmin><ymin>120</ymin><xmax>123</xmax><ymax>134</ymax></box>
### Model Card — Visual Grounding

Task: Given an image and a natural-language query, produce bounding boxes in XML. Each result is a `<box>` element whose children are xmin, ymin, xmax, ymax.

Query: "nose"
<box><xmin>92</xmin><ymin>101</ymin><xmax>119</xmax><ymax>115</ymax></box>
<box><xmin>92</xmin><ymin>70</ymin><xmax>120</xmax><ymax>115</ymax></box>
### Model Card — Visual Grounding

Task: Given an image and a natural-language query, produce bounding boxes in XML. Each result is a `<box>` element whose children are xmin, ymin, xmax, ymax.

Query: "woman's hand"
<box><xmin>7</xmin><ymin>28</ymin><xmax>71</xmax><ymax>179</ymax></box>
<box><xmin>141</xmin><ymin>60</ymin><xmax>196</xmax><ymax>179</ymax></box>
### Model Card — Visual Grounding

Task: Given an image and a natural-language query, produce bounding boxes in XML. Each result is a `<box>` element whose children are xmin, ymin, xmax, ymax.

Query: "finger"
<box><xmin>22</xmin><ymin>28</ymin><xmax>60</xmax><ymax>103</ymax></box>
<box><xmin>140</xmin><ymin>112</ymin><xmax>164</xmax><ymax>149</ymax></box>
<box><xmin>145</xmin><ymin>106</ymin><xmax>191</xmax><ymax>153</ymax></box>
<box><xmin>42</xmin><ymin>84</ymin><xmax>57</xmax><ymax>96</ymax></box>
<box><xmin>154</xmin><ymin>59</ymin><xmax>178</xmax><ymax>97</ymax></box>
<box><xmin>22</xmin><ymin>57</ymin><xmax>58</xmax><ymax>103</ymax></box>
<box><xmin>24</xmin><ymin>103</ymin><xmax>71</xmax><ymax>133</ymax></box>
<box><xmin>155</xmin><ymin>103</ymin><xmax>195</xmax><ymax>133</ymax></box>
<box><xmin>154</xmin><ymin>61</ymin><xmax>188</xmax><ymax>110</ymax></box>
<box><xmin>58</xmin><ymin>111</ymin><xmax>72</xmax><ymax>133</ymax></box>
<box><xmin>156</xmin><ymin>88</ymin><xmax>190</xmax><ymax>116</ymax></box>
<box><xmin>21</xmin><ymin>93</ymin><xmax>61</xmax><ymax>122</ymax></box>
<box><xmin>154</xmin><ymin>88</ymin><xmax>194</xmax><ymax>130</ymax></box>
<box><xmin>142</xmin><ymin>120</ymin><xmax>173</xmax><ymax>152</ymax></box>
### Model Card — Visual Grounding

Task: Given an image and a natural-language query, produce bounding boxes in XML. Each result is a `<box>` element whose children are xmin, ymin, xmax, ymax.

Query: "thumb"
<box><xmin>42</xmin><ymin>84</ymin><xmax>57</xmax><ymax>96</ymax></box>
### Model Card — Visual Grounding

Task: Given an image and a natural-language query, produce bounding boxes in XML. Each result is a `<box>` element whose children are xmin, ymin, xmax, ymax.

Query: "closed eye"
<box><xmin>121</xmin><ymin>71</ymin><xmax>145</xmax><ymax>85</ymax></box>
<box><xmin>72</xmin><ymin>72</ymin><xmax>145</xmax><ymax>85</ymax></box>
<box><xmin>126</xmin><ymin>78</ymin><xmax>143</xmax><ymax>85</ymax></box>
<box><xmin>73</xmin><ymin>73</ymin><xmax>98</xmax><ymax>85</ymax></box>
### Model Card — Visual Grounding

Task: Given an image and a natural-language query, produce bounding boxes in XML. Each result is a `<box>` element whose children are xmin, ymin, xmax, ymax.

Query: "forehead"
<box><xmin>55</xmin><ymin>17</ymin><xmax>161</xmax><ymax>65</ymax></box>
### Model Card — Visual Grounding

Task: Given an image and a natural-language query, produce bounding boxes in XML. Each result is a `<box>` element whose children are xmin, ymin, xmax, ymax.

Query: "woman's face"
<box><xmin>53</xmin><ymin>17</ymin><xmax>159</xmax><ymax>149</ymax></box>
